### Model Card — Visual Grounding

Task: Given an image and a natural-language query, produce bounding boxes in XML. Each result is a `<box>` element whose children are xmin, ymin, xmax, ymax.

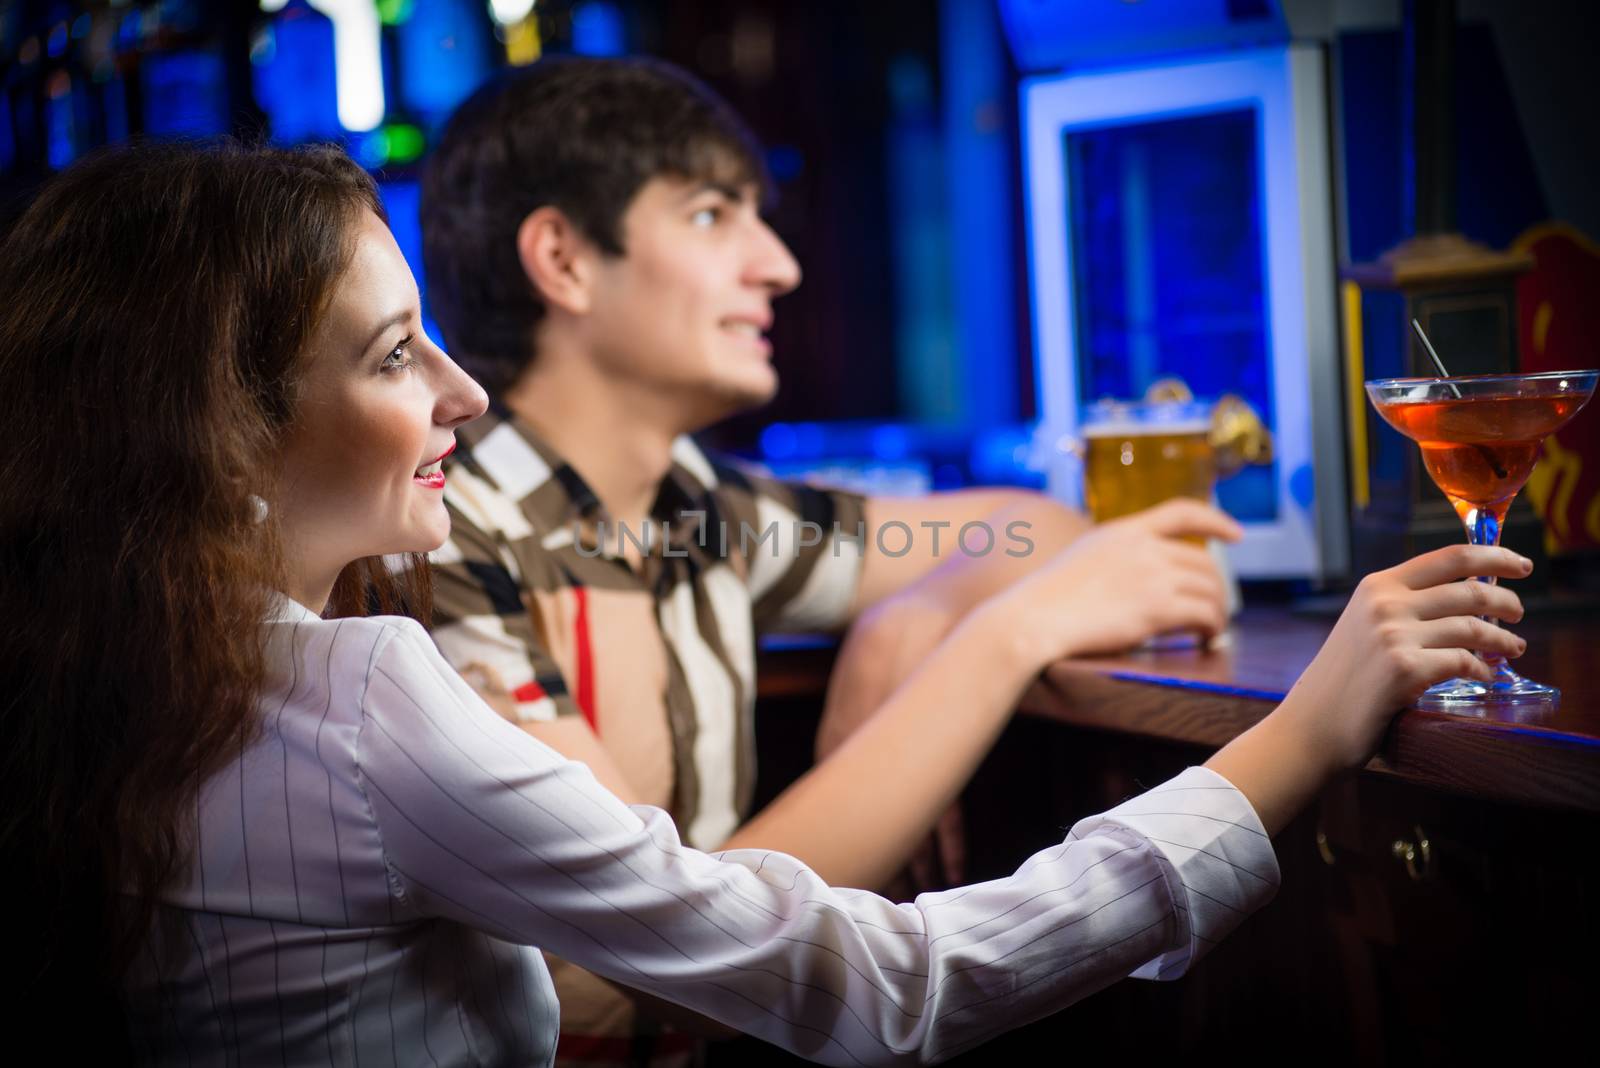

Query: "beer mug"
<box><xmin>1081</xmin><ymin>400</ymin><xmax>1216</xmax><ymax>527</ymax></box>
<box><xmin>1075</xmin><ymin>386</ymin><xmax>1271</xmax><ymax>642</ymax></box>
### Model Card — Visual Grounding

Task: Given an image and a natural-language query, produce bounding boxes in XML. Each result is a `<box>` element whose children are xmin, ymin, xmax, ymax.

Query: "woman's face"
<box><xmin>276</xmin><ymin>211</ymin><xmax>487</xmax><ymax>603</ymax></box>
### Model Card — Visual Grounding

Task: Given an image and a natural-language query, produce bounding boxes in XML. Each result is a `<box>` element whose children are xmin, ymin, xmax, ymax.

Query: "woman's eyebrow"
<box><xmin>360</xmin><ymin>311</ymin><xmax>412</xmax><ymax>356</ymax></box>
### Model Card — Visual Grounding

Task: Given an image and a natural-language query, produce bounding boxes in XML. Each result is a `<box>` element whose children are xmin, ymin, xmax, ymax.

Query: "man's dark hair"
<box><xmin>421</xmin><ymin>55</ymin><xmax>769</xmax><ymax>397</ymax></box>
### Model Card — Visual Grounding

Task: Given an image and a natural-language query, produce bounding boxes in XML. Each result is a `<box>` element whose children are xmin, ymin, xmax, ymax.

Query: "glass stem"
<box><xmin>1461</xmin><ymin>502</ymin><xmax>1507</xmax><ymax>672</ymax></box>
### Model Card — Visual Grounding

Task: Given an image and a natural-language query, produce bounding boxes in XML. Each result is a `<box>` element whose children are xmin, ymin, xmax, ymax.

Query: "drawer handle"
<box><xmin>1390</xmin><ymin>826</ymin><xmax>1432</xmax><ymax>882</ymax></box>
<box><xmin>1314</xmin><ymin>826</ymin><xmax>1337</xmax><ymax>867</ymax></box>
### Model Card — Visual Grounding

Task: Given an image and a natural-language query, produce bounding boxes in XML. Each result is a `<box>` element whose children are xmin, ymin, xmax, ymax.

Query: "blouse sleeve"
<box><xmin>355</xmin><ymin>618</ymin><xmax>1279</xmax><ymax>1066</ymax></box>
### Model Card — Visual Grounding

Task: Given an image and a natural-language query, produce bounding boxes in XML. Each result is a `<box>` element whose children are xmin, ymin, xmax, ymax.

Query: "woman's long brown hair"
<box><xmin>0</xmin><ymin>141</ymin><xmax>431</xmax><ymax>1031</ymax></box>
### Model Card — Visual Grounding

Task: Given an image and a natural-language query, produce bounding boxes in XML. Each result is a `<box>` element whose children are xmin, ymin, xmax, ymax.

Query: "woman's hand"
<box><xmin>983</xmin><ymin>497</ymin><xmax>1244</xmax><ymax>669</ymax></box>
<box><xmin>1207</xmin><ymin>544</ymin><xmax>1531</xmax><ymax>838</ymax></box>
<box><xmin>1279</xmin><ymin>544</ymin><xmax>1530</xmax><ymax>772</ymax></box>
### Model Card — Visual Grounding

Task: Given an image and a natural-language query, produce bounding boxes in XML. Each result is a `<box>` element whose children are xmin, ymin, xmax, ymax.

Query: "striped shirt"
<box><xmin>428</xmin><ymin>410</ymin><xmax>868</xmax><ymax>850</ymax></box>
<box><xmin>428</xmin><ymin>414</ymin><xmax>872</xmax><ymax>1062</ymax></box>
<box><xmin>123</xmin><ymin>600</ymin><xmax>1281</xmax><ymax>1066</ymax></box>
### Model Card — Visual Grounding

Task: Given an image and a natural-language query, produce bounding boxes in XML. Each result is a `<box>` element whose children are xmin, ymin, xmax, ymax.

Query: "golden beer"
<box><xmin>1081</xmin><ymin>420</ymin><xmax>1216</xmax><ymax>524</ymax></box>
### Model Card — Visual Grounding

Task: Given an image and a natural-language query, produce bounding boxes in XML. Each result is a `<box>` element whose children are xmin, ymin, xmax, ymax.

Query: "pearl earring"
<box><xmin>248</xmin><ymin>494</ymin><xmax>270</xmax><ymax>525</ymax></box>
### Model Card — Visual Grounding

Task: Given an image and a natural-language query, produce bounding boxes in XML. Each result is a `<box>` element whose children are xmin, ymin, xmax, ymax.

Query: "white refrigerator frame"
<box><xmin>1022</xmin><ymin>44</ymin><xmax>1347</xmax><ymax>579</ymax></box>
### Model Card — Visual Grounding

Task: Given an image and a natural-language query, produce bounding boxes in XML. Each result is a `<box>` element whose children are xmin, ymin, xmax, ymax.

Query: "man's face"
<box><xmin>580</xmin><ymin>174</ymin><xmax>801</xmax><ymax>427</ymax></box>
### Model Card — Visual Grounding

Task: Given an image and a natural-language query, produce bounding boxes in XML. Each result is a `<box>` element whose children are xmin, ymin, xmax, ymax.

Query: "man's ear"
<box><xmin>516</xmin><ymin>206</ymin><xmax>596</xmax><ymax>315</ymax></box>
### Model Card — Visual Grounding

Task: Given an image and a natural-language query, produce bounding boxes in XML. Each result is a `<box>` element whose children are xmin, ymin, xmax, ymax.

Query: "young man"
<box><xmin>419</xmin><ymin>56</ymin><xmax>1235</xmax><ymax>1064</ymax></box>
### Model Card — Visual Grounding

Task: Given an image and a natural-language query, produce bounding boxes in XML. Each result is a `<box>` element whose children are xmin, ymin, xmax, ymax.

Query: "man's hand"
<box><xmin>986</xmin><ymin>497</ymin><xmax>1244</xmax><ymax>666</ymax></box>
<box><xmin>816</xmin><ymin>496</ymin><xmax>1241</xmax><ymax>889</ymax></box>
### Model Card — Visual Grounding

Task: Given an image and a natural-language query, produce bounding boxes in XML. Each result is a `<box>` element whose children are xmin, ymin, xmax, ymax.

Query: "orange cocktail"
<box><xmin>1374</xmin><ymin>393</ymin><xmax>1585</xmax><ymax>519</ymax></box>
<box><xmin>1366</xmin><ymin>371</ymin><xmax>1597</xmax><ymax>711</ymax></box>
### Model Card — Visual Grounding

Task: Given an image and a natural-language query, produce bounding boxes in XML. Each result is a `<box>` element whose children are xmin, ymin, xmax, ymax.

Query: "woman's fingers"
<box><xmin>1410</xmin><ymin>579</ymin><xmax>1525</xmax><ymax>623</ymax></box>
<box><xmin>1395</xmin><ymin>544</ymin><xmax>1530</xmax><ymax>589</ymax></box>
<box><xmin>1413</xmin><ymin>615</ymin><xmax>1527</xmax><ymax>660</ymax></box>
<box><xmin>1405</xmin><ymin>648</ymin><xmax>1496</xmax><ymax>693</ymax></box>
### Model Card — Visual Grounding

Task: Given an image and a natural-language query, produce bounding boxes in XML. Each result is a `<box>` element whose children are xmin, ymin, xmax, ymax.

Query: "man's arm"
<box><xmin>817</xmin><ymin>491</ymin><xmax>1233</xmax><ymax>887</ymax></box>
<box><xmin>819</xmin><ymin>490</ymin><xmax>1217</xmax><ymax>763</ymax></box>
<box><xmin>725</xmin><ymin>501</ymin><xmax>1239</xmax><ymax>888</ymax></box>
<box><xmin>847</xmin><ymin>489</ymin><xmax>1091</xmax><ymax>620</ymax></box>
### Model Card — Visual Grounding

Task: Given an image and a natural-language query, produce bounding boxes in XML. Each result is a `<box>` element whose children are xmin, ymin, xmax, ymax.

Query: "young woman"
<box><xmin>0</xmin><ymin>142</ymin><xmax>1529</xmax><ymax>1065</ymax></box>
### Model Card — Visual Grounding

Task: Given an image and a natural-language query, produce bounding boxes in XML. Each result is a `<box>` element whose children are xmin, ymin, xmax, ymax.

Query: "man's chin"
<box><xmin>697</xmin><ymin>369</ymin><xmax>780</xmax><ymax>420</ymax></box>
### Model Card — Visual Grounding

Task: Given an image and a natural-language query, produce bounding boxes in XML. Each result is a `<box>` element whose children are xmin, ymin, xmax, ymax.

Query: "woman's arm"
<box><xmin>358</xmin><ymin>618</ymin><xmax>1277</xmax><ymax>1065</ymax></box>
<box><xmin>1207</xmin><ymin>544</ymin><xmax>1529</xmax><ymax>835</ymax></box>
<box><xmin>355</xmin><ymin>537</ymin><xmax>1527</xmax><ymax>1065</ymax></box>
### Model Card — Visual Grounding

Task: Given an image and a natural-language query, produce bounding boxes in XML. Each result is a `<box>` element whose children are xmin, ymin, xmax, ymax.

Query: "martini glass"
<box><xmin>1366</xmin><ymin>370</ymin><xmax>1597</xmax><ymax>710</ymax></box>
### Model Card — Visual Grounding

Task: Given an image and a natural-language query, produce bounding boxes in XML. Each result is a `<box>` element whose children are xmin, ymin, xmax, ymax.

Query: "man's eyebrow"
<box><xmin>682</xmin><ymin>180</ymin><xmax>749</xmax><ymax>203</ymax></box>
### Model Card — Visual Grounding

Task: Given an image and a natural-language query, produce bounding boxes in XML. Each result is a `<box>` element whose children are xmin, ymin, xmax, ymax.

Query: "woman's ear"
<box><xmin>516</xmin><ymin>206</ymin><xmax>595</xmax><ymax>316</ymax></box>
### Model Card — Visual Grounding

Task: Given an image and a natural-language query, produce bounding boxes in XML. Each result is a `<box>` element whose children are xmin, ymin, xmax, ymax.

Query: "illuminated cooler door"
<box><xmin>1023</xmin><ymin>45</ymin><xmax>1346</xmax><ymax>579</ymax></box>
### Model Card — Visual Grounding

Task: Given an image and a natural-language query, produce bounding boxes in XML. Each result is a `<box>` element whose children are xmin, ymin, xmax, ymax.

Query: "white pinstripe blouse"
<box><xmin>123</xmin><ymin>599</ymin><xmax>1280</xmax><ymax>1066</ymax></box>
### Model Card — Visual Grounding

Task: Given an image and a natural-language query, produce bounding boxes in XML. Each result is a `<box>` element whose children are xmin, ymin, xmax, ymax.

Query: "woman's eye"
<box><xmin>690</xmin><ymin>206</ymin><xmax>720</xmax><ymax>227</ymax></box>
<box><xmin>381</xmin><ymin>335</ymin><xmax>416</xmax><ymax>373</ymax></box>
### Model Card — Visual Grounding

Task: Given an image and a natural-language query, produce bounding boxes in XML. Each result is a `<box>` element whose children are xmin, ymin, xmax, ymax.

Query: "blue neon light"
<box><xmin>397</xmin><ymin>0</ymin><xmax>491</xmax><ymax>128</ymax></box>
<box><xmin>252</xmin><ymin>8</ymin><xmax>341</xmax><ymax>145</ymax></box>
<box><xmin>142</xmin><ymin>49</ymin><xmax>229</xmax><ymax>138</ymax></box>
<box><xmin>572</xmin><ymin>2</ymin><xmax>626</xmax><ymax>58</ymax></box>
<box><xmin>378</xmin><ymin>179</ymin><xmax>443</xmax><ymax>346</ymax></box>
<box><xmin>0</xmin><ymin>96</ymin><xmax>14</xmax><ymax>173</ymax></box>
<box><xmin>941</xmin><ymin>0</ymin><xmax>1019</xmax><ymax>429</ymax></box>
<box><xmin>47</xmin><ymin>90</ymin><xmax>75</xmax><ymax>169</ymax></box>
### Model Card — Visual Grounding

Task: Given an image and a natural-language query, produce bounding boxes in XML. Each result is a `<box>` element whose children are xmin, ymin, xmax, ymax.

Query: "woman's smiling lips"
<box><xmin>413</xmin><ymin>441</ymin><xmax>455</xmax><ymax>489</ymax></box>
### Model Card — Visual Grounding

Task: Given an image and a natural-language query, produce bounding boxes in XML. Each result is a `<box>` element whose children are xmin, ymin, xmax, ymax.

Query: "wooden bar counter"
<box><xmin>736</xmin><ymin>607</ymin><xmax>1600</xmax><ymax>1065</ymax></box>
<box><xmin>1025</xmin><ymin>605</ymin><xmax>1600</xmax><ymax>814</ymax></box>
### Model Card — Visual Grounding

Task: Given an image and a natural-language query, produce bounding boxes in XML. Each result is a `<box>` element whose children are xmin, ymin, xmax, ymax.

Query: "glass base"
<box><xmin>1416</xmin><ymin>663</ymin><xmax>1561</xmax><ymax>713</ymax></box>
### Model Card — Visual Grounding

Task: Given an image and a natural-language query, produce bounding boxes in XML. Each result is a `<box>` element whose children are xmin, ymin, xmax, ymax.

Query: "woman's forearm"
<box><xmin>1203</xmin><ymin>689</ymin><xmax>1343</xmax><ymax>838</ymax></box>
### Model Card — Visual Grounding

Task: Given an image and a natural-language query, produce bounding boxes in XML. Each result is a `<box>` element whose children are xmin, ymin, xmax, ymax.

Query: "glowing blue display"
<box><xmin>1065</xmin><ymin>107</ymin><xmax>1275</xmax><ymax>519</ymax></box>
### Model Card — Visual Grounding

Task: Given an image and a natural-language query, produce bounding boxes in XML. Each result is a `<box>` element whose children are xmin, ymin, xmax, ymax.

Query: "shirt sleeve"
<box><xmin>427</xmin><ymin>501</ymin><xmax>582</xmax><ymax>724</ymax></box>
<box><xmin>354</xmin><ymin>618</ymin><xmax>1281</xmax><ymax>1067</ymax></box>
<box><xmin>708</xmin><ymin>458</ymin><xmax>868</xmax><ymax>634</ymax></box>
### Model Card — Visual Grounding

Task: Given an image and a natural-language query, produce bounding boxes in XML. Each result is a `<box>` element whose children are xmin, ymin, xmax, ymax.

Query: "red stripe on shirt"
<box><xmin>573</xmin><ymin>584</ymin><xmax>597</xmax><ymax>732</ymax></box>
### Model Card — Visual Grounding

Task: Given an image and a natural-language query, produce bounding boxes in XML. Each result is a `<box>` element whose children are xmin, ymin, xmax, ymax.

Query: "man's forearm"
<box><xmin>725</xmin><ymin>599</ymin><xmax>1048</xmax><ymax>889</ymax></box>
<box><xmin>898</xmin><ymin>493</ymin><xmax>1089</xmax><ymax>619</ymax></box>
